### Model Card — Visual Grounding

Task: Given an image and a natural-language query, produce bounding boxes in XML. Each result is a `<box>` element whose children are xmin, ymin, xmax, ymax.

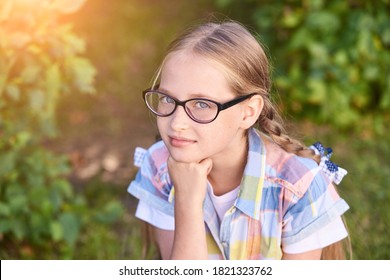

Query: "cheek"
<box><xmin>210</xmin><ymin>112</ymin><xmax>244</xmax><ymax>140</ymax></box>
<box><xmin>202</xmin><ymin>118</ymin><xmax>239</xmax><ymax>141</ymax></box>
<box><xmin>156</xmin><ymin>117</ymin><xmax>167</xmax><ymax>133</ymax></box>
<box><xmin>218</xmin><ymin>109</ymin><xmax>243</xmax><ymax>129</ymax></box>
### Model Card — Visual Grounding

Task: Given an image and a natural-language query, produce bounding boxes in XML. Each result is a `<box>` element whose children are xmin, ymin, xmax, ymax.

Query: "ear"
<box><xmin>240</xmin><ymin>95</ymin><xmax>263</xmax><ymax>129</ymax></box>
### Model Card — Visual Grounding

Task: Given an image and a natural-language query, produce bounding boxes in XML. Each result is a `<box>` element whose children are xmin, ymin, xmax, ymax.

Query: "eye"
<box><xmin>160</xmin><ymin>95</ymin><xmax>174</xmax><ymax>104</ymax></box>
<box><xmin>195</xmin><ymin>100</ymin><xmax>211</xmax><ymax>109</ymax></box>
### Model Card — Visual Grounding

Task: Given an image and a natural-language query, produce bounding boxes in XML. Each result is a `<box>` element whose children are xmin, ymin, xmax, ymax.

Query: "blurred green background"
<box><xmin>0</xmin><ymin>0</ymin><xmax>389</xmax><ymax>259</ymax></box>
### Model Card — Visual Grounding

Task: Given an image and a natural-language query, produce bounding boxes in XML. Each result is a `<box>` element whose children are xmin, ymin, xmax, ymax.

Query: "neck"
<box><xmin>208</xmin><ymin>134</ymin><xmax>248</xmax><ymax>196</ymax></box>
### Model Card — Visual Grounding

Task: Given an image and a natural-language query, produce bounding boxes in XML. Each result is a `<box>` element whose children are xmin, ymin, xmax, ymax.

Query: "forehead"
<box><xmin>159</xmin><ymin>51</ymin><xmax>235</xmax><ymax>100</ymax></box>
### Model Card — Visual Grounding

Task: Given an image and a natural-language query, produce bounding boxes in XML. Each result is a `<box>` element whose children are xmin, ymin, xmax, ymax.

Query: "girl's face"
<box><xmin>157</xmin><ymin>51</ymin><xmax>248</xmax><ymax>164</ymax></box>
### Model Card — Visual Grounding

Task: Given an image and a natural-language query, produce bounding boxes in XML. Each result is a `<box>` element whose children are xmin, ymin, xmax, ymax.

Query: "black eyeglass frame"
<box><xmin>142</xmin><ymin>89</ymin><xmax>258</xmax><ymax>124</ymax></box>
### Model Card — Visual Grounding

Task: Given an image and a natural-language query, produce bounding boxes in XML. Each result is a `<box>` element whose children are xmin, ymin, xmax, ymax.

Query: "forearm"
<box><xmin>166</xmin><ymin>157</ymin><xmax>211</xmax><ymax>259</ymax></box>
<box><xmin>170</xmin><ymin>200</ymin><xmax>208</xmax><ymax>259</ymax></box>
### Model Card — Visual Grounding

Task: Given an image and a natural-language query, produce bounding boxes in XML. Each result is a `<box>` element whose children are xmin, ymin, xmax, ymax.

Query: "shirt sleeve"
<box><xmin>135</xmin><ymin>200</ymin><xmax>175</xmax><ymax>230</ymax></box>
<box><xmin>282</xmin><ymin>216</ymin><xmax>348</xmax><ymax>254</ymax></box>
<box><xmin>127</xmin><ymin>144</ymin><xmax>175</xmax><ymax>217</ymax></box>
<box><xmin>281</xmin><ymin>166</ymin><xmax>349</xmax><ymax>250</ymax></box>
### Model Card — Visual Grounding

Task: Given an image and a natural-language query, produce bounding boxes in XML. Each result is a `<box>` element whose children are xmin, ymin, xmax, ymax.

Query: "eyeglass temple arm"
<box><xmin>219</xmin><ymin>93</ymin><xmax>257</xmax><ymax>110</ymax></box>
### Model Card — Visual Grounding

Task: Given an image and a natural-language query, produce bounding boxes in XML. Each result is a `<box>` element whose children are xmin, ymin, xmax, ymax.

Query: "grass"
<box><xmin>340</xmin><ymin>133</ymin><xmax>390</xmax><ymax>259</ymax></box>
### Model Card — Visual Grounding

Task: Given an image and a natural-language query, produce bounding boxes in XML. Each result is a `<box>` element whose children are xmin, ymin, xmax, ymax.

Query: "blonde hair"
<box><xmin>149</xmin><ymin>20</ymin><xmax>351</xmax><ymax>260</ymax></box>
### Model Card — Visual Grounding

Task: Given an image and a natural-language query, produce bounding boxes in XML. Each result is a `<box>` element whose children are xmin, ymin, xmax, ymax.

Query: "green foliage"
<box><xmin>0</xmin><ymin>0</ymin><xmax>96</xmax><ymax>138</ymax></box>
<box><xmin>0</xmin><ymin>0</ymin><xmax>123</xmax><ymax>259</ymax></box>
<box><xmin>332</xmin><ymin>132</ymin><xmax>390</xmax><ymax>259</ymax></box>
<box><xmin>215</xmin><ymin>0</ymin><xmax>390</xmax><ymax>133</ymax></box>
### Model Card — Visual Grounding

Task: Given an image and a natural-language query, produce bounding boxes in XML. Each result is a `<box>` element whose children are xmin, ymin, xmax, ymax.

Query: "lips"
<box><xmin>168</xmin><ymin>136</ymin><xmax>196</xmax><ymax>147</ymax></box>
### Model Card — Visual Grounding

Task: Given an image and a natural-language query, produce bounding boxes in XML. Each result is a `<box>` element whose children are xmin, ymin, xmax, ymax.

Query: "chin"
<box><xmin>167</xmin><ymin>149</ymin><xmax>203</xmax><ymax>163</ymax></box>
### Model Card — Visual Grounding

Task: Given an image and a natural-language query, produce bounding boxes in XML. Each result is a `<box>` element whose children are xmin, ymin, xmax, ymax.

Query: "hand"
<box><xmin>167</xmin><ymin>156</ymin><xmax>213</xmax><ymax>206</ymax></box>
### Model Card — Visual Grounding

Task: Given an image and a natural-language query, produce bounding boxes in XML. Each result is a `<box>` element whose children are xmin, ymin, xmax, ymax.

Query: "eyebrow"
<box><xmin>157</xmin><ymin>86</ymin><xmax>215</xmax><ymax>100</ymax></box>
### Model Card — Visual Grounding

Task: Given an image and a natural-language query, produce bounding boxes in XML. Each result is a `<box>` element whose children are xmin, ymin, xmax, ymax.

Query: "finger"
<box><xmin>199</xmin><ymin>158</ymin><xmax>213</xmax><ymax>175</ymax></box>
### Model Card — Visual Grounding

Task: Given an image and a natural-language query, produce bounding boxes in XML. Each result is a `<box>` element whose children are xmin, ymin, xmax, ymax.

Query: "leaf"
<box><xmin>0</xmin><ymin>151</ymin><xmax>16</xmax><ymax>178</ymax></box>
<box><xmin>59</xmin><ymin>212</ymin><xmax>80</xmax><ymax>246</ymax></box>
<box><xmin>332</xmin><ymin>104</ymin><xmax>359</xmax><ymax>128</ymax></box>
<box><xmin>54</xmin><ymin>179</ymin><xmax>74</xmax><ymax>199</ymax></box>
<box><xmin>49</xmin><ymin>189</ymin><xmax>62</xmax><ymax>212</ymax></box>
<box><xmin>6</xmin><ymin>84</ymin><xmax>20</xmax><ymax>101</ymax></box>
<box><xmin>0</xmin><ymin>220</ymin><xmax>12</xmax><ymax>234</ymax></box>
<box><xmin>30</xmin><ymin>212</ymin><xmax>48</xmax><ymax>234</ymax></box>
<box><xmin>307</xmin><ymin>78</ymin><xmax>327</xmax><ymax>104</ymax></box>
<box><xmin>363</xmin><ymin>65</ymin><xmax>379</xmax><ymax>81</ymax></box>
<box><xmin>12</xmin><ymin>220</ymin><xmax>27</xmax><ymax>240</ymax></box>
<box><xmin>14</xmin><ymin>131</ymin><xmax>31</xmax><ymax>148</ymax></box>
<box><xmin>352</xmin><ymin>93</ymin><xmax>370</xmax><ymax>109</ymax></box>
<box><xmin>21</xmin><ymin>65</ymin><xmax>41</xmax><ymax>84</ymax></box>
<box><xmin>357</xmin><ymin>30</ymin><xmax>375</xmax><ymax>58</ymax></box>
<box><xmin>0</xmin><ymin>202</ymin><xmax>11</xmax><ymax>217</ymax></box>
<box><xmin>282</xmin><ymin>10</ymin><xmax>302</xmax><ymax>28</ymax></box>
<box><xmin>288</xmin><ymin>28</ymin><xmax>312</xmax><ymax>50</ymax></box>
<box><xmin>45</xmin><ymin>63</ymin><xmax>61</xmax><ymax>116</ymax></box>
<box><xmin>50</xmin><ymin>221</ymin><xmax>64</xmax><ymax>241</ymax></box>
<box><xmin>306</xmin><ymin>11</ymin><xmax>340</xmax><ymax>34</ymax></box>
<box><xmin>380</xmin><ymin>79</ymin><xmax>390</xmax><ymax>109</ymax></box>
<box><xmin>334</xmin><ymin>50</ymin><xmax>348</xmax><ymax>67</ymax></box>
<box><xmin>66</xmin><ymin>57</ymin><xmax>96</xmax><ymax>93</ymax></box>
<box><xmin>382</xmin><ymin>28</ymin><xmax>390</xmax><ymax>45</ymax></box>
<box><xmin>62</xmin><ymin>30</ymin><xmax>85</xmax><ymax>54</ymax></box>
<box><xmin>29</xmin><ymin>88</ymin><xmax>45</xmax><ymax>112</ymax></box>
<box><xmin>94</xmin><ymin>201</ymin><xmax>124</xmax><ymax>224</ymax></box>
<box><xmin>307</xmin><ymin>42</ymin><xmax>328</xmax><ymax>62</ymax></box>
<box><xmin>8</xmin><ymin>194</ymin><xmax>28</xmax><ymax>213</ymax></box>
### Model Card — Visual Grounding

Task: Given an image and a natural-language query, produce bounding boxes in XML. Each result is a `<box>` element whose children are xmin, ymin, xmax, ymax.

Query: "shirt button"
<box><xmin>222</xmin><ymin>242</ymin><xmax>228</xmax><ymax>247</ymax></box>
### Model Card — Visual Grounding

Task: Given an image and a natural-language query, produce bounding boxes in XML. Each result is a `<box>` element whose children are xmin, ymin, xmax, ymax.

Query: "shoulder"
<box><xmin>130</xmin><ymin>140</ymin><xmax>173</xmax><ymax>200</ymax></box>
<box><xmin>138</xmin><ymin>139</ymin><xmax>170</xmax><ymax>181</ymax></box>
<box><xmin>262</xmin><ymin>137</ymin><xmax>324</xmax><ymax>197</ymax></box>
<box><xmin>141</xmin><ymin>140</ymin><xmax>170</xmax><ymax>171</ymax></box>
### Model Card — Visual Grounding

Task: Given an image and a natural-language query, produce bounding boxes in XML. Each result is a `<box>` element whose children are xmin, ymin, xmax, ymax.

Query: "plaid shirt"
<box><xmin>128</xmin><ymin>128</ymin><xmax>349</xmax><ymax>259</ymax></box>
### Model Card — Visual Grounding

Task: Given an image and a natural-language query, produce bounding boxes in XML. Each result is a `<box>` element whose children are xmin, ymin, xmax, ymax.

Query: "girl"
<box><xmin>128</xmin><ymin>20</ymin><xmax>349</xmax><ymax>260</ymax></box>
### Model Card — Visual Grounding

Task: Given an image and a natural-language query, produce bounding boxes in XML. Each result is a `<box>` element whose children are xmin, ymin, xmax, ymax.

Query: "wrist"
<box><xmin>175</xmin><ymin>194</ymin><xmax>204</xmax><ymax>211</ymax></box>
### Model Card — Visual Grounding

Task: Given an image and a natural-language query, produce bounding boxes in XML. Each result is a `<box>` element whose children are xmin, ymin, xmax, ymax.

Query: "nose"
<box><xmin>169</xmin><ymin>105</ymin><xmax>191</xmax><ymax>131</ymax></box>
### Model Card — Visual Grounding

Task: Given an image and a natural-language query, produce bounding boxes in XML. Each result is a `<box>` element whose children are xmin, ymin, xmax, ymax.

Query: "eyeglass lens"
<box><xmin>144</xmin><ymin>92</ymin><xmax>219</xmax><ymax>122</ymax></box>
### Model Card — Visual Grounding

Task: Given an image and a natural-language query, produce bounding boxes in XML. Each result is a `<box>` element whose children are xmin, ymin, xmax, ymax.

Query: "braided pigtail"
<box><xmin>257</xmin><ymin>97</ymin><xmax>320</xmax><ymax>163</ymax></box>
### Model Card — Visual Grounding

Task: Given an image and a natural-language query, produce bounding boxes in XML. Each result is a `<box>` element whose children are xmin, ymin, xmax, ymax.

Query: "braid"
<box><xmin>257</xmin><ymin>98</ymin><xmax>320</xmax><ymax>164</ymax></box>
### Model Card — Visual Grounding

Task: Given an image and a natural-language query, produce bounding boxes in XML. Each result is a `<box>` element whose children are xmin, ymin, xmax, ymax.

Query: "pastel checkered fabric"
<box><xmin>127</xmin><ymin>128</ymin><xmax>349</xmax><ymax>259</ymax></box>
<box><xmin>134</xmin><ymin>147</ymin><xmax>148</xmax><ymax>168</ymax></box>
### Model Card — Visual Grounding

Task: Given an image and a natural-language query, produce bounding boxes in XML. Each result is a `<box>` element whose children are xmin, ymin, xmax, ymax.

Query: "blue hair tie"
<box><xmin>309</xmin><ymin>142</ymin><xmax>348</xmax><ymax>185</ymax></box>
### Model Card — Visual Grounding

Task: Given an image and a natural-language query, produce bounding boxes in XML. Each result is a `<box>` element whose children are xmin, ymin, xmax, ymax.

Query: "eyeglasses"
<box><xmin>143</xmin><ymin>89</ymin><xmax>257</xmax><ymax>124</ymax></box>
